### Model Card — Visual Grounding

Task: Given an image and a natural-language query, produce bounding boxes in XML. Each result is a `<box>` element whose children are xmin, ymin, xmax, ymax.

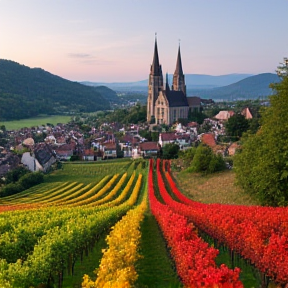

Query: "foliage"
<box><xmin>234</xmin><ymin>61</ymin><xmax>288</xmax><ymax>206</ymax></box>
<box><xmin>188</xmin><ymin>109</ymin><xmax>207</xmax><ymax>124</ymax></box>
<box><xmin>0</xmin><ymin>60</ymin><xmax>110</xmax><ymax>120</ymax></box>
<box><xmin>5</xmin><ymin>167</ymin><xmax>30</xmax><ymax>184</ymax></box>
<box><xmin>188</xmin><ymin>144</ymin><xmax>226</xmax><ymax>174</ymax></box>
<box><xmin>149</xmin><ymin>159</ymin><xmax>244</xmax><ymax>288</ymax></box>
<box><xmin>159</xmin><ymin>160</ymin><xmax>288</xmax><ymax>287</ymax></box>
<box><xmin>224</xmin><ymin>114</ymin><xmax>249</xmax><ymax>138</ymax></box>
<box><xmin>0</xmin><ymin>171</ymin><xmax>44</xmax><ymax>197</ymax></box>
<box><xmin>161</xmin><ymin>143</ymin><xmax>180</xmax><ymax>159</ymax></box>
<box><xmin>83</xmin><ymin>191</ymin><xmax>146</xmax><ymax>287</ymax></box>
<box><xmin>178</xmin><ymin>147</ymin><xmax>197</xmax><ymax>168</ymax></box>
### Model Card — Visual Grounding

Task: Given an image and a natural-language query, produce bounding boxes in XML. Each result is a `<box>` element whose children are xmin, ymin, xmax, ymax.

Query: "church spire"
<box><xmin>172</xmin><ymin>42</ymin><xmax>186</xmax><ymax>96</ymax></box>
<box><xmin>151</xmin><ymin>34</ymin><xmax>161</xmax><ymax>76</ymax></box>
<box><xmin>174</xmin><ymin>43</ymin><xmax>184</xmax><ymax>76</ymax></box>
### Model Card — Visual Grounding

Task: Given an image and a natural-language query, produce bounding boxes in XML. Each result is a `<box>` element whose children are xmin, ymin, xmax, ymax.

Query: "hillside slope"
<box><xmin>189</xmin><ymin>73</ymin><xmax>280</xmax><ymax>100</ymax></box>
<box><xmin>0</xmin><ymin>60</ymin><xmax>111</xmax><ymax>120</ymax></box>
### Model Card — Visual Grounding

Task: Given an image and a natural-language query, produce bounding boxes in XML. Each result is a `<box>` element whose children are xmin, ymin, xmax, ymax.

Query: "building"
<box><xmin>147</xmin><ymin>37</ymin><xmax>199</xmax><ymax>125</ymax></box>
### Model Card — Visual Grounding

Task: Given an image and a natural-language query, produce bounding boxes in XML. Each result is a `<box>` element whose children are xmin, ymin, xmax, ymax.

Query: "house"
<box><xmin>34</xmin><ymin>144</ymin><xmax>57</xmax><ymax>172</ymax></box>
<box><xmin>82</xmin><ymin>149</ymin><xmax>95</xmax><ymax>161</ymax></box>
<box><xmin>187</xmin><ymin>96</ymin><xmax>201</xmax><ymax>113</ymax></box>
<box><xmin>227</xmin><ymin>142</ymin><xmax>241</xmax><ymax>156</ymax></box>
<box><xmin>241</xmin><ymin>107</ymin><xmax>253</xmax><ymax>119</ymax></box>
<box><xmin>214</xmin><ymin>111</ymin><xmax>235</xmax><ymax>120</ymax></box>
<box><xmin>200</xmin><ymin>133</ymin><xmax>217</xmax><ymax>148</ymax></box>
<box><xmin>159</xmin><ymin>132</ymin><xmax>191</xmax><ymax>149</ymax></box>
<box><xmin>139</xmin><ymin>142</ymin><xmax>159</xmax><ymax>158</ymax></box>
<box><xmin>21</xmin><ymin>152</ymin><xmax>43</xmax><ymax>172</ymax></box>
<box><xmin>103</xmin><ymin>143</ymin><xmax>117</xmax><ymax>159</ymax></box>
<box><xmin>54</xmin><ymin>143</ymin><xmax>75</xmax><ymax>160</ymax></box>
<box><xmin>55</xmin><ymin>150</ymin><xmax>73</xmax><ymax>161</ymax></box>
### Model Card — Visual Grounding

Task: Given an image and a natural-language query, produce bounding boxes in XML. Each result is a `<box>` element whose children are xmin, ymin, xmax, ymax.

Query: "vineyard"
<box><xmin>0</xmin><ymin>159</ymin><xmax>287</xmax><ymax>288</ymax></box>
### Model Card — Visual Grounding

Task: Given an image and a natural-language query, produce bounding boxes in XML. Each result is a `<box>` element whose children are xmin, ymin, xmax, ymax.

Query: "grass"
<box><xmin>45</xmin><ymin>160</ymin><xmax>131</xmax><ymax>184</ymax></box>
<box><xmin>173</xmin><ymin>169</ymin><xmax>260</xmax><ymax>206</ymax></box>
<box><xmin>135</xmin><ymin>211</ymin><xmax>182</xmax><ymax>288</ymax></box>
<box><xmin>62</xmin><ymin>233</ymin><xmax>108</xmax><ymax>288</ymax></box>
<box><xmin>0</xmin><ymin>115</ymin><xmax>71</xmax><ymax>130</ymax></box>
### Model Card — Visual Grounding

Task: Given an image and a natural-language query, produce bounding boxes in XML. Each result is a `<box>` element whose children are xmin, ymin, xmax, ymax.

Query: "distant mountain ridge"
<box><xmin>83</xmin><ymin>73</ymin><xmax>279</xmax><ymax>100</ymax></box>
<box><xmin>189</xmin><ymin>73</ymin><xmax>280</xmax><ymax>100</ymax></box>
<box><xmin>81</xmin><ymin>73</ymin><xmax>254</xmax><ymax>92</ymax></box>
<box><xmin>0</xmin><ymin>60</ymin><xmax>114</xmax><ymax>120</ymax></box>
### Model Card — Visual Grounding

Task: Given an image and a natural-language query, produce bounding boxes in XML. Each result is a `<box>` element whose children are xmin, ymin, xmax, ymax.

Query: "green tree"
<box><xmin>162</xmin><ymin>143</ymin><xmax>180</xmax><ymax>159</ymax></box>
<box><xmin>234</xmin><ymin>60</ymin><xmax>288</xmax><ymax>206</ymax></box>
<box><xmin>188</xmin><ymin>144</ymin><xmax>226</xmax><ymax>174</ymax></box>
<box><xmin>225</xmin><ymin>114</ymin><xmax>249</xmax><ymax>138</ymax></box>
<box><xmin>5</xmin><ymin>167</ymin><xmax>30</xmax><ymax>184</ymax></box>
<box><xmin>178</xmin><ymin>147</ymin><xmax>197</xmax><ymax>168</ymax></box>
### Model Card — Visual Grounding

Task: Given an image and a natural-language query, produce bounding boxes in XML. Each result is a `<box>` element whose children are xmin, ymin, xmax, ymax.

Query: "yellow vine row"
<box><xmin>69</xmin><ymin>174</ymin><xmax>119</xmax><ymax>207</ymax></box>
<box><xmin>57</xmin><ymin>175</ymin><xmax>111</xmax><ymax>205</ymax></box>
<box><xmin>85</xmin><ymin>173</ymin><xmax>127</xmax><ymax>207</ymax></box>
<box><xmin>82</xmin><ymin>186</ymin><xmax>147</xmax><ymax>288</ymax></box>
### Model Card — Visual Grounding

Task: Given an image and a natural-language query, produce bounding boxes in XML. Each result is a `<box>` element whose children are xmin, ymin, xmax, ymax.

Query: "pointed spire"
<box><xmin>151</xmin><ymin>33</ymin><xmax>161</xmax><ymax>76</ymax></box>
<box><xmin>165</xmin><ymin>73</ymin><xmax>170</xmax><ymax>92</ymax></box>
<box><xmin>174</xmin><ymin>43</ymin><xmax>183</xmax><ymax>76</ymax></box>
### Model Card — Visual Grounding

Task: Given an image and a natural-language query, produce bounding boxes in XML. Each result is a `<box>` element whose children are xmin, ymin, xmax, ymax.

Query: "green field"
<box><xmin>0</xmin><ymin>115</ymin><xmax>72</xmax><ymax>130</ymax></box>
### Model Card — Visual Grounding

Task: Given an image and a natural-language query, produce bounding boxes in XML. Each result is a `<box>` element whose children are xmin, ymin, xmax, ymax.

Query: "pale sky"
<box><xmin>1</xmin><ymin>0</ymin><xmax>287</xmax><ymax>82</ymax></box>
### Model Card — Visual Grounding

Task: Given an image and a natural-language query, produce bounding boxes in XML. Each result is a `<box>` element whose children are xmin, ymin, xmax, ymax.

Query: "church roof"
<box><xmin>151</xmin><ymin>38</ymin><xmax>161</xmax><ymax>76</ymax></box>
<box><xmin>165</xmin><ymin>90</ymin><xmax>189</xmax><ymax>107</ymax></box>
<box><xmin>174</xmin><ymin>46</ymin><xmax>184</xmax><ymax>76</ymax></box>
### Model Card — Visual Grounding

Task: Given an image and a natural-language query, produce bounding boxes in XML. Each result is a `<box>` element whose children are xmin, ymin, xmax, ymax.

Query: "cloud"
<box><xmin>68</xmin><ymin>53</ymin><xmax>93</xmax><ymax>58</ymax></box>
<box><xmin>67</xmin><ymin>52</ymin><xmax>116</xmax><ymax>65</ymax></box>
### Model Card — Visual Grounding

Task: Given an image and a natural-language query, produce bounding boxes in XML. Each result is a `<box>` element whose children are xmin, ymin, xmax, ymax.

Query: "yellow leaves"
<box><xmin>82</xmin><ymin>190</ymin><xmax>147</xmax><ymax>288</ymax></box>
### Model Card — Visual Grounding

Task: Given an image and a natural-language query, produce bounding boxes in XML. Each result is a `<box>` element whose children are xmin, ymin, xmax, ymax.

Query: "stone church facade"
<box><xmin>147</xmin><ymin>38</ymin><xmax>195</xmax><ymax>125</ymax></box>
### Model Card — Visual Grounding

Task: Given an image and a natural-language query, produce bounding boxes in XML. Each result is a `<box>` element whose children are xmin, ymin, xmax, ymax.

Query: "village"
<box><xmin>0</xmin><ymin>102</ymin><xmax>256</xmax><ymax>178</ymax></box>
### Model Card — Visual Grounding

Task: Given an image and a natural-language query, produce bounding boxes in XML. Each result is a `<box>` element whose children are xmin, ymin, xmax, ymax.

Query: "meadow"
<box><xmin>0</xmin><ymin>115</ymin><xmax>71</xmax><ymax>130</ymax></box>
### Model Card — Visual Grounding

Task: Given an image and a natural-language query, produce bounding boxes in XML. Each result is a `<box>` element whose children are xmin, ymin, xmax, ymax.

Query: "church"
<box><xmin>147</xmin><ymin>38</ymin><xmax>200</xmax><ymax>125</ymax></box>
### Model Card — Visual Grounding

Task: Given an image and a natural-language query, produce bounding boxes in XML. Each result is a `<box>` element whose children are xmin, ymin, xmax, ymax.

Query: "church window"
<box><xmin>173</xmin><ymin>109</ymin><xmax>177</xmax><ymax>120</ymax></box>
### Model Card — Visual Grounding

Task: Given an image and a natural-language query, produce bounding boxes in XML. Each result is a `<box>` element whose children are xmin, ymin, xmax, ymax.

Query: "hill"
<box><xmin>188</xmin><ymin>73</ymin><xmax>280</xmax><ymax>100</ymax></box>
<box><xmin>92</xmin><ymin>86</ymin><xmax>121</xmax><ymax>104</ymax></box>
<box><xmin>0</xmin><ymin>60</ymin><xmax>111</xmax><ymax>120</ymax></box>
<box><xmin>82</xmin><ymin>73</ymin><xmax>253</xmax><ymax>93</ymax></box>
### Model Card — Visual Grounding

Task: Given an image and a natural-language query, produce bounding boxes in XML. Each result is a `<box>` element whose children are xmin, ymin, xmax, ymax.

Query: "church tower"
<box><xmin>172</xmin><ymin>45</ymin><xmax>186</xmax><ymax>96</ymax></box>
<box><xmin>147</xmin><ymin>36</ymin><xmax>163</xmax><ymax>123</ymax></box>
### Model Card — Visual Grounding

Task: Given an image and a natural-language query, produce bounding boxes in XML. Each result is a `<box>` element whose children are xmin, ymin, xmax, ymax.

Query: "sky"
<box><xmin>0</xmin><ymin>0</ymin><xmax>287</xmax><ymax>82</ymax></box>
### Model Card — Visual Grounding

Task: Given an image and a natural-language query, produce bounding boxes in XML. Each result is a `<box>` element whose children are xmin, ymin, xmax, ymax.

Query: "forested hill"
<box><xmin>189</xmin><ymin>73</ymin><xmax>280</xmax><ymax>100</ymax></box>
<box><xmin>0</xmin><ymin>59</ymin><xmax>111</xmax><ymax>120</ymax></box>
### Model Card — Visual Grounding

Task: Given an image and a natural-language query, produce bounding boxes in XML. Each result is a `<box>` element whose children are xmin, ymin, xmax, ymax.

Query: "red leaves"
<box><xmin>161</xmin><ymin>159</ymin><xmax>288</xmax><ymax>286</ymax></box>
<box><xmin>148</xmin><ymin>159</ymin><xmax>243</xmax><ymax>288</ymax></box>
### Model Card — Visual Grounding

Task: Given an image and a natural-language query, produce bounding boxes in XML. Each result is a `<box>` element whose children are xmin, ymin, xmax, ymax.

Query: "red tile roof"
<box><xmin>139</xmin><ymin>142</ymin><xmax>159</xmax><ymax>151</ymax></box>
<box><xmin>201</xmin><ymin>133</ymin><xmax>216</xmax><ymax>148</ymax></box>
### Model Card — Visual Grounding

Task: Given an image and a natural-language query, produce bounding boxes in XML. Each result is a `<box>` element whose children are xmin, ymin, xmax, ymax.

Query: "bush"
<box><xmin>188</xmin><ymin>144</ymin><xmax>226</xmax><ymax>174</ymax></box>
<box><xmin>5</xmin><ymin>166</ymin><xmax>30</xmax><ymax>184</ymax></box>
<box><xmin>18</xmin><ymin>172</ymin><xmax>44</xmax><ymax>189</ymax></box>
<box><xmin>0</xmin><ymin>182</ymin><xmax>22</xmax><ymax>197</ymax></box>
<box><xmin>0</xmin><ymin>171</ymin><xmax>44</xmax><ymax>197</ymax></box>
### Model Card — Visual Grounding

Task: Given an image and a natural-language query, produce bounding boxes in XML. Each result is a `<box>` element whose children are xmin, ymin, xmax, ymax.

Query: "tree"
<box><xmin>5</xmin><ymin>167</ymin><xmax>30</xmax><ymax>184</ymax></box>
<box><xmin>188</xmin><ymin>144</ymin><xmax>226</xmax><ymax>174</ymax></box>
<box><xmin>162</xmin><ymin>143</ymin><xmax>180</xmax><ymax>159</ymax></box>
<box><xmin>178</xmin><ymin>147</ymin><xmax>197</xmax><ymax>168</ymax></box>
<box><xmin>234</xmin><ymin>59</ymin><xmax>288</xmax><ymax>206</ymax></box>
<box><xmin>225</xmin><ymin>114</ymin><xmax>249</xmax><ymax>138</ymax></box>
